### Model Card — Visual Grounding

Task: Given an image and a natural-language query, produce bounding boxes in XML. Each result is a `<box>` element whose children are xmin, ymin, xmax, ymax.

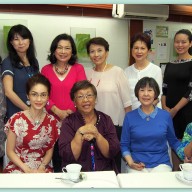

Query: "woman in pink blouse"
<box><xmin>41</xmin><ymin>33</ymin><xmax>86</xmax><ymax>172</ymax></box>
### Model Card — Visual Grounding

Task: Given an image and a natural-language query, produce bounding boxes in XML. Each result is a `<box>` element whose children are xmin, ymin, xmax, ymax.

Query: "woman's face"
<box><xmin>138</xmin><ymin>85</ymin><xmax>155</xmax><ymax>107</ymax></box>
<box><xmin>28</xmin><ymin>83</ymin><xmax>49</xmax><ymax>110</ymax></box>
<box><xmin>88</xmin><ymin>44</ymin><xmax>108</xmax><ymax>66</ymax></box>
<box><xmin>11</xmin><ymin>34</ymin><xmax>30</xmax><ymax>54</ymax></box>
<box><xmin>54</xmin><ymin>40</ymin><xmax>72</xmax><ymax>64</ymax></box>
<box><xmin>74</xmin><ymin>88</ymin><xmax>96</xmax><ymax>115</ymax></box>
<box><xmin>132</xmin><ymin>40</ymin><xmax>150</xmax><ymax>62</ymax></box>
<box><xmin>174</xmin><ymin>33</ymin><xmax>192</xmax><ymax>56</ymax></box>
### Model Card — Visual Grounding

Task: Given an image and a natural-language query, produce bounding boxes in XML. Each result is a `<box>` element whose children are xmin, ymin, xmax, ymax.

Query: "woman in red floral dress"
<box><xmin>3</xmin><ymin>74</ymin><xmax>60</xmax><ymax>173</ymax></box>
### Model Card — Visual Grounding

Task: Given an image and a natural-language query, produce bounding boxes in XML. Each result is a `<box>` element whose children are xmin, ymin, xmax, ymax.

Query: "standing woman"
<box><xmin>86</xmin><ymin>37</ymin><xmax>132</xmax><ymax>173</ymax></box>
<box><xmin>124</xmin><ymin>32</ymin><xmax>162</xmax><ymax>110</ymax></box>
<box><xmin>0</xmin><ymin>56</ymin><xmax>6</xmax><ymax>158</ymax></box>
<box><xmin>41</xmin><ymin>33</ymin><xmax>86</xmax><ymax>120</ymax></box>
<box><xmin>1</xmin><ymin>24</ymin><xmax>39</xmax><ymax>120</ymax></box>
<box><xmin>41</xmin><ymin>33</ymin><xmax>86</xmax><ymax>172</ymax></box>
<box><xmin>162</xmin><ymin>29</ymin><xmax>192</xmax><ymax>171</ymax></box>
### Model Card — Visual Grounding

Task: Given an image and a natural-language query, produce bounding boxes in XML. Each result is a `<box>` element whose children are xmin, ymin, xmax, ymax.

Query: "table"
<box><xmin>0</xmin><ymin>171</ymin><xmax>119</xmax><ymax>188</ymax></box>
<box><xmin>117</xmin><ymin>171</ymin><xmax>192</xmax><ymax>188</ymax></box>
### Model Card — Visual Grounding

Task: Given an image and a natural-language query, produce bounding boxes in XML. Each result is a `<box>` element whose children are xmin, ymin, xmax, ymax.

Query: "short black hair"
<box><xmin>26</xmin><ymin>73</ymin><xmax>51</xmax><ymax>95</ymax></box>
<box><xmin>70</xmin><ymin>80</ymin><xmax>97</xmax><ymax>101</ymax></box>
<box><xmin>134</xmin><ymin>77</ymin><xmax>160</xmax><ymax>100</ymax></box>
<box><xmin>86</xmin><ymin>37</ymin><xmax>109</xmax><ymax>54</ymax></box>
<box><xmin>131</xmin><ymin>32</ymin><xmax>151</xmax><ymax>50</ymax></box>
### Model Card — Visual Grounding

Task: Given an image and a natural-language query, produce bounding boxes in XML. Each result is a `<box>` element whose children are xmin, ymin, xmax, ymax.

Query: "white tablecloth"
<box><xmin>0</xmin><ymin>171</ymin><xmax>119</xmax><ymax>188</ymax></box>
<box><xmin>117</xmin><ymin>171</ymin><xmax>192</xmax><ymax>188</ymax></box>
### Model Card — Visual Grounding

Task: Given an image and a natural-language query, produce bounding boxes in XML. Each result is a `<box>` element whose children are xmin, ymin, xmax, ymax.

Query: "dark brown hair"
<box><xmin>134</xmin><ymin>77</ymin><xmax>160</xmax><ymax>100</ymax></box>
<box><xmin>86</xmin><ymin>37</ymin><xmax>109</xmax><ymax>54</ymax></box>
<box><xmin>131</xmin><ymin>32</ymin><xmax>151</xmax><ymax>50</ymax></box>
<box><xmin>26</xmin><ymin>73</ymin><xmax>51</xmax><ymax>95</ymax></box>
<box><xmin>70</xmin><ymin>80</ymin><xmax>97</xmax><ymax>101</ymax></box>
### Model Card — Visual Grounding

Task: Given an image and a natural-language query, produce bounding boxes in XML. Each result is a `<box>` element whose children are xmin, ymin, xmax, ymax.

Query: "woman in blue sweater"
<box><xmin>121</xmin><ymin>77</ymin><xmax>191</xmax><ymax>173</ymax></box>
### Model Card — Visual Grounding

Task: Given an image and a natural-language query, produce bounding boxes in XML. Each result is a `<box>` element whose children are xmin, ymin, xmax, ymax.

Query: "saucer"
<box><xmin>59</xmin><ymin>172</ymin><xmax>86</xmax><ymax>183</ymax></box>
<box><xmin>175</xmin><ymin>172</ymin><xmax>192</xmax><ymax>185</ymax></box>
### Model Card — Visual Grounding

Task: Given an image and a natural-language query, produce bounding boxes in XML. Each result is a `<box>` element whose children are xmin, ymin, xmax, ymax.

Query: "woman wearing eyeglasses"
<box><xmin>58</xmin><ymin>80</ymin><xmax>120</xmax><ymax>173</ymax></box>
<box><xmin>3</xmin><ymin>74</ymin><xmax>60</xmax><ymax>173</ymax></box>
<box><xmin>41</xmin><ymin>33</ymin><xmax>86</xmax><ymax>172</ymax></box>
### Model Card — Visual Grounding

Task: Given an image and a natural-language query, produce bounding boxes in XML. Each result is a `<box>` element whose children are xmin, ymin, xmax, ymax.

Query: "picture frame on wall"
<box><xmin>70</xmin><ymin>27</ymin><xmax>96</xmax><ymax>68</ymax></box>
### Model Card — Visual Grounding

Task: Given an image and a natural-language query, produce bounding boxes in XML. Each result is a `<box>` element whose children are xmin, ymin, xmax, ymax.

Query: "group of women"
<box><xmin>0</xmin><ymin>24</ymin><xmax>192</xmax><ymax>174</ymax></box>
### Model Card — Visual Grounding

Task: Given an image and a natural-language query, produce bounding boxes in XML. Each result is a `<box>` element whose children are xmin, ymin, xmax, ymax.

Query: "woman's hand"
<box><xmin>82</xmin><ymin>133</ymin><xmax>95</xmax><ymax>141</ymax></box>
<box><xmin>129</xmin><ymin>162</ymin><xmax>145</xmax><ymax>171</ymax></box>
<box><xmin>79</xmin><ymin>124</ymin><xmax>99</xmax><ymax>141</ymax></box>
<box><xmin>169</xmin><ymin>107</ymin><xmax>178</xmax><ymax>118</ymax></box>
<box><xmin>163</xmin><ymin>106</ymin><xmax>171</xmax><ymax>112</ymax></box>
<box><xmin>184</xmin><ymin>156</ymin><xmax>192</xmax><ymax>163</ymax></box>
<box><xmin>54</xmin><ymin>108</ymin><xmax>73</xmax><ymax>120</ymax></box>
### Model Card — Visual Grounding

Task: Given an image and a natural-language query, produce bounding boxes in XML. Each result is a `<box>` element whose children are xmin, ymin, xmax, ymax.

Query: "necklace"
<box><xmin>82</xmin><ymin>113</ymin><xmax>100</xmax><ymax>126</ymax></box>
<box><xmin>89</xmin><ymin>62</ymin><xmax>107</xmax><ymax>87</ymax></box>
<box><xmin>28</xmin><ymin>109</ymin><xmax>44</xmax><ymax>127</ymax></box>
<box><xmin>55</xmin><ymin>64</ymin><xmax>69</xmax><ymax>75</ymax></box>
<box><xmin>83</xmin><ymin>114</ymin><xmax>96</xmax><ymax>125</ymax></box>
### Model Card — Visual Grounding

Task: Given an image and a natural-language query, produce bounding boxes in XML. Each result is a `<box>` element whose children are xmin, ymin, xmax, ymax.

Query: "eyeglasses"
<box><xmin>29</xmin><ymin>92</ymin><xmax>48</xmax><ymax>99</ymax></box>
<box><xmin>75</xmin><ymin>94</ymin><xmax>95</xmax><ymax>101</ymax></box>
<box><xmin>56</xmin><ymin>46</ymin><xmax>72</xmax><ymax>52</ymax></box>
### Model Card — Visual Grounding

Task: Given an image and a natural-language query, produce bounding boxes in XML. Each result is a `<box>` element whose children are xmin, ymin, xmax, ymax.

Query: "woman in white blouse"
<box><xmin>86</xmin><ymin>37</ymin><xmax>132</xmax><ymax>173</ymax></box>
<box><xmin>124</xmin><ymin>32</ymin><xmax>162</xmax><ymax>110</ymax></box>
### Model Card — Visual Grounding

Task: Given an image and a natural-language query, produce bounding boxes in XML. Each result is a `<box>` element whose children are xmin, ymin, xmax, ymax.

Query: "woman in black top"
<box><xmin>162</xmin><ymin>29</ymin><xmax>192</xmax><ymax>171</ymax></box>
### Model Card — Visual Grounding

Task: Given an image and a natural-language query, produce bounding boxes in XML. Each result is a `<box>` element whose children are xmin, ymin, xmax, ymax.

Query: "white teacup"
<box><xmin>62</xmin><ymin>164</ymin><xmax>82</xmax><ymax>181</ymax></box>
<box><xmin>179</xmin><ymin>163</ymin><xmax>192</xmax><ymax>181</ymax></box>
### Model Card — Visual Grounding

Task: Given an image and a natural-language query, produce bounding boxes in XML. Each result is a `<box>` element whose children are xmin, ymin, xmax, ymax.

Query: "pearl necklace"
<box><xmin>28</xmin><ymin>110</ymin><xmax>44</xmax><ymax>127</ymax></box>
<box><xmin>89</xmin><ymin>62</ymin><xmax>107</xmax><ymax>87</ymax></box>
<box><xmin>55</xmin><ymin>64</ymin><xmax>69</xmax><ymax>75</ymax></box>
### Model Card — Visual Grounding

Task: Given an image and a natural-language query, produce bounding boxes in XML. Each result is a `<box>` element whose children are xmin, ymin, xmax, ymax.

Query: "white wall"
<box><xmin>0</xmin><ymin>13</ymin><xmax>129</xmax><ymax>70</ymax></box>
<box><xmin>144</xmin><ymin>20</ymin><xmax>192</xmax><ymax>66</ymax></box>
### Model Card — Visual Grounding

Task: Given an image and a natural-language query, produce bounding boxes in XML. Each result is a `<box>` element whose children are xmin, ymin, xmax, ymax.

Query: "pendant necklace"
<box><xmin>28</xmin><ymin>109</ymin><xmax>44</xmax><ymax>127</ymax></box>
<box><xmin>89</xmin><ymin>62</ymin><xmax>107</xmax><ymax>87</ymax></box>
<box><xmin>55</xmin><ymin>64</ymin><xmax>69</xmax><ymax>75</ymax></box>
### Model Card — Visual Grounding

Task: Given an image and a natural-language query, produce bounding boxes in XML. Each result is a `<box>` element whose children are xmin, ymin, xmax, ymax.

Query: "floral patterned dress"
<box><xmin>3</xmin><ymin>111</ymin><xmax>61</xmax><ymax>173</ymax></box>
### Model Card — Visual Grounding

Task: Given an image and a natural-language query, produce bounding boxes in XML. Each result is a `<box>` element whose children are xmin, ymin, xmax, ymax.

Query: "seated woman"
<box><xmin>121</xmin><ymin>77</ymin><xmax>191</xmax><ymax>173</ymax></box>
<box><xmin>58</xmin><ymin>80</ymin><xmax>120</xmax><ymax>173</ymax></box>
<box><xmin>3</xmin><ymin>74</ymin><xmax>60</xmax><ymax>173</ymax></box>
<box><xmin>177</xmin><ymin>123</ymin><xmax>192</xmax><ymax>163</ymax></box>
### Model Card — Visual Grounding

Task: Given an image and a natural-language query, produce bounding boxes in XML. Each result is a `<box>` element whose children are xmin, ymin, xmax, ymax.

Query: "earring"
<box><xmin>26</xmin><ymin>100</ymin><xmax>30</xmax><ymax>106</ymax></box>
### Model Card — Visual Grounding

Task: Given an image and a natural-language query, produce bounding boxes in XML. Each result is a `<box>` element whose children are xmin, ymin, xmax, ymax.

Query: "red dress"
<box><xmin>3</xmin><ymin>111</ymin><xmax>60</xmax><ymax>173</ymax></box>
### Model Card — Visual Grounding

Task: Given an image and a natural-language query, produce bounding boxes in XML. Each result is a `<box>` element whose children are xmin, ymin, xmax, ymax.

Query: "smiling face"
<box><xmin>88</xmin><ymin>44</ymin><xmax>108</xmax><ymax>67</ymax></box>
<box><xmin>11</xmin><ymin>33</ymin><xmax>30</xmax><ymax>54</ymax></box>
<box><xmin>54</xmin><ymin>40</ymin><xmax>72</xmax><ymax>64</ymax></box>
<box><xmin>74</xmin><ymin>88</ymin><xmax>96</xmax><ymax>115</ymax></box>
<box><xmin>28</xmin><ymin>83</ymin><xmax>49</xmax><ymax>110</ymax></box>
<box><xmin>174</xmin><ymin>33</ymin><xmax>192</xmax><ymax>56</ymax></box>
<box><xmin>138</xmin><ymin>84</ymin><xmax>156</xmax><ymax>107</ymax></box>
<box><xmin>132</xmin><ymin>40</ymin><xmax>150</xmax><ymax>62</ymax></box>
